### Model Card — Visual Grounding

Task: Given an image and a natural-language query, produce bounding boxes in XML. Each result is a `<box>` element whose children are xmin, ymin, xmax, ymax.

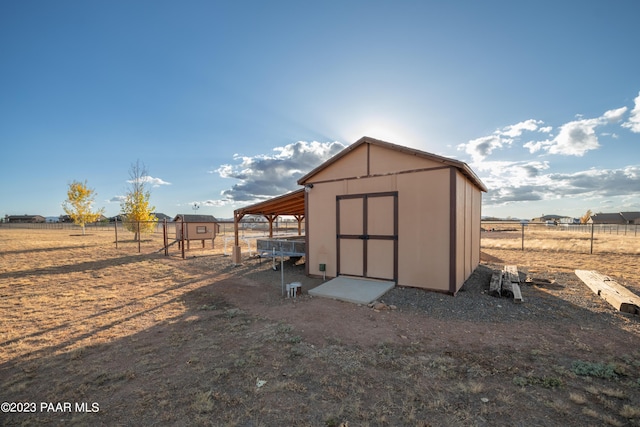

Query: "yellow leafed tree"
<box><xmin>63</xmin><ymin>180</ymin><xmax>105</xmax><ymax>235</ymax></box>
<box><xmin>580</xmin><ymin>209</ymin><xmax>593</xmax><ymax>224</ymax></box>
<box><xmin>120</xmin><ymin>160</ymin><xmax>158</xmax><ymax>241</ymax></box>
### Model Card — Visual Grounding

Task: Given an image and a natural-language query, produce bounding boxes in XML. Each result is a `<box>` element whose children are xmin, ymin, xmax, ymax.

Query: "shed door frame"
<box><xmin>336</xmin><ymin>191</ymin><xmax>398</xmax><ymax>282</ymax></box>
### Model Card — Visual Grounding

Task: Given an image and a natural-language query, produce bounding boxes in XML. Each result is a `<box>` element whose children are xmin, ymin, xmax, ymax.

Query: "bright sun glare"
<box><xmin>347</xmin><ymin>119</ymin><xmax>415</xmax><ymax>145</ymax></box>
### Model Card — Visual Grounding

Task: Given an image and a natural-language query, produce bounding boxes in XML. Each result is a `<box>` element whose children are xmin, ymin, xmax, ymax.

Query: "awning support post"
<box><xmin>233</xmin><ymin>211</ymin><xmax>245</xmax><ymax>264</ymax></box>
<box><xmin>265</xmin><ymin>214</ymin><xmax>279</xmax><ymax>238</ymax></box>
<box><xmin>294</xmin><ymin>215</ymin><xmax>304</xmax><ymax>236</ymax></box>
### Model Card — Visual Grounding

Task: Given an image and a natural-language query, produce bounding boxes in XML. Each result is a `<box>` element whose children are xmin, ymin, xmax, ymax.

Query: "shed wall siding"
<box><xmin>369</xmin><ymin>143</ymin><xmax>443</xmax><ymax>175</ymax></box>
<box><xmin>453</xmin><ymin>171</ymin><xmax>482</xmax><ymax>293</ymax></box>
<box><xmin>307</xmin><ymin>180</ymin><xmax>343</xmax><ymax>278</ymax></box>
<box><xmin>309</xmin><ymin>143</ymin><xmax>368</xmax><ymax>183</ymax></box>
<box><xmin>175</xmin><ymin>222</ymin><xmax>218</xmax><ymax>241</ymax></box>
<box><xmin>471</xmin><ymin>183</ymin><xmax>482</xmax><ymax>268</ymax></box>
<box><xmin>396</xmin><ymin>168</ymin><xmax>450</xmax><ymax>291</ymax></box>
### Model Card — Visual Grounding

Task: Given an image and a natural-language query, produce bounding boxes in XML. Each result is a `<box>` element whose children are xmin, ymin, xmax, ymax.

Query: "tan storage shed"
<box><xmin>174</xmin><ymin>214</ymin><xmax>220</xmax><ymax>249</ymax></box>
<box><xmin>297</xmin><ymin>137</ymin><xmax>487</xmax><ymax>295</ymax></box>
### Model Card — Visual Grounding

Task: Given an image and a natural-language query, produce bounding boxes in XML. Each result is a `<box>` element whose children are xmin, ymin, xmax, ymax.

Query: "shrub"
<box><xmin>570</xmin><ymin>361</ymin><xmax>618</xmax><ymax>379</ymax></box>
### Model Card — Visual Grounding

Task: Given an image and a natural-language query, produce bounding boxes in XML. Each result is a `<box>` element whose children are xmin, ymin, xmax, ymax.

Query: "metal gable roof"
<box><xmin>173</xmin><ymin>214</ymin><xmax>219</xmax><ymax>222</ymax></box>
<box><xmin>590</xmin><ymin>213</ymin><xmax>625</xmax><ymax>223</ymax></box>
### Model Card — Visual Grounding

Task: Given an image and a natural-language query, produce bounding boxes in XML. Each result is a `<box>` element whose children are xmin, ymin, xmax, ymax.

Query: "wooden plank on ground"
<box><xmin>575</xmin><ymin>270</ymin><xmax>640</xmax><ymax>315</ymax></box>
<box><xmin>500</xmin><ymin>278</ymin><xmax>513</xmax><ymax>298</ymax></box>
<box><xmin>503</xmin><ymin>265</ymin><xmax>520</xmax><ymax>284</ymax></box>
<box><xmin>501</xmin><ymin>265</ymin><xmax>519</xmax><ymax>298</ymax></box>
<box><xmin>489</xmin><ymin>271</ymin><xmax>502</xmax><ymax>297</ymax></box>
<box><xmin>512</xmin><ymin>283</ymin><xmax>524</xmax><ymax>303</ymax></box>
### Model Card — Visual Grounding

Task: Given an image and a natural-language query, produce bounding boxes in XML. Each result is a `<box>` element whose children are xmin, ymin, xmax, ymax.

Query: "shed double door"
<box><xmin>336</xmin><ymin>192</ymin><xmax>398</xmax><ymax>282</ymax></box>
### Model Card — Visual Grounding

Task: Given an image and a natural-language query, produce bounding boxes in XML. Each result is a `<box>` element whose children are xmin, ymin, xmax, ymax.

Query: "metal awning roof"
<box><xmin>233</xmin><ymin>188</ymin><xmax>305</xmax><ymax>218</ymax></box>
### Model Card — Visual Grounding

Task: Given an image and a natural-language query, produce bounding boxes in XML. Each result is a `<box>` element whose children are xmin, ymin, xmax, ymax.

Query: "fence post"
<box><xmin>521</xmin><ymin>222</ymin><xmax>525</xmax><ymax>251</ymax></box>
<box><xmin>163</xmin><ymin>218</ymin><xmax>168</xmax><ymax>256</ymax></box>
<box><xmin>114</xmin><ymin>217</ymin><xmax>119</xmax><ymax>249</ymax></box>
<box><xmin>137</xmin><ymin>221</ymin><xmax>141</xmax><ymax>253</ymax></box>
<box><xmin>590</xmin><ymin>222</ymin><xmax>594</xmax><ymax>255</ymax></box>
<box><xmin>181</xmin><ymin>221</ymin><xmax>186</xmax><ymax>259</ymax></box>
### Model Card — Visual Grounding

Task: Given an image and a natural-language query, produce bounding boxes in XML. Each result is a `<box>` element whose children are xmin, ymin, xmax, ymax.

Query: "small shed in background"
<box><xmin>174</xmin><ymin>214</ymin><xmax>220</xmax><ymax>249</ymax></box>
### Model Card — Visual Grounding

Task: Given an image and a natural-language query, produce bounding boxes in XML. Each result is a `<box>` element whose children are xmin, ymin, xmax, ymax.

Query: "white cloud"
<box><xmin>548</xmin><ymin>118</ymin><xmax>601</xmax><ymax>156</ymax></box>
<box><xmin>475</xmin><ymin>160</ymin><xmax>553</xmax><ymax>203</ymax></box>
<box><xmin>127</xmin><ymin>176</ymin><xmax>171</xmax><ymax>187</ymax></box>
<box><xmin>458</xmin><ymin>119</ymin><xmax>545</xmax><ymax>161</ymax></box>
<box><xmin>603</xmin><ymin>106</ymin><xmax>627</xmax><ymax>123</ymax></box>
<box><xmin>481</xmin><ymin>164</ymin><xmax>640</xmax><ymax>207</ymax></box>
<box><xmin>181</xmin><ymin>200</ymin><xmax>233</xmax><ymax>210</ymax></box>
<box><xmin>464</xmin><ymin>98</ymin><xmax>635</xmax><ymax>162</ymax></box>
<box><xmin>202</xmin><ymin>199</ymin><xmax>231</xmax><ymax>207</ymax></box>
<box><xmin>468</xmin><ymin>91</ymin><xmax>640</xmax><ymax>211</ymax></box>
<box><xmin>500</xmin><ymin>119</ymin><xmax>544</xmax><ymax>137</ymax></box>
<box><xmin>214</xmin><ymin>165</ymin><xmax>234</xmax><ymax>178</ymax></box>
<box><xmin>213</xmin><ymin>140</ymin><xmax>345</xmax><ymax>203</ymax></box>
<box><xmin>461</xmin><ymin>135</ymin><xmax>509</xmax><ymax>163</ymax></box>
<box><xmin>622</xmin><ymin>92</ymin><xmax>640</xmax><ymax>133</ymax></box>
<box><xmin>108</xmin><ymin>195</ymin><xmax>126</xmax><ymax>203</ymax></box>
<box><xmin>522</xmin><ymin>139</ymin><xmax>545</xmax><ymax>153</ymax></box>
<box><xmin>523</xmin><ymin>106</ymin><xmax>629</xmax><ymax>156</ymax></box>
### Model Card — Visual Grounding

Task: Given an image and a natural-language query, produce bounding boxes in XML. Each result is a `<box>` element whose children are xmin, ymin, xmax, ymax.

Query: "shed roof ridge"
<box><xmin>297</xmin><ymin>136</ymin><xmax>487</xmax><ymax>192</ymax></box>
<box><xmin>174</xmin><ymin>214</ymin><xmax>219</xmax><ymax>222</ymax></box>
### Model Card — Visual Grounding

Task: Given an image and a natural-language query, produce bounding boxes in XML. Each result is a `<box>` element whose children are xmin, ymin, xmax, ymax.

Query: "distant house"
<box><xmin>59</xmin><ymin>214</ymin><xmax>107</xmax><ymax>223</ymax></box>
<box><xmin>621</xmin><ymin>212</ymin><xmax>640</xmax><ymax>224</ymax></box>
<box><xmin>109</xmin><ymin>213</ymin><xmax>170</xmax><ymax>223</ymax></box>
<box><xmin>6</xmin><ymin>215</ymin><xmax>46</xmax><ymax>223</ymax></box>
<box><xmin>530</xmin><ymin>214</ymin><xmax>574</xmax><ymax>224</ymax></box>
<box><xmin>589</xmin><ymin>212</ymin><xmax>640</xmax><ymax>225</ymax></box>
<box><xmin>152</xmin><ymin>213</ymin><xmax>172</xmax><ymax>222</ymax></box>
<box><xmin>174</xmin><ymin>214</ymin><xmax>220</xmax><ymax>249</ymax></box>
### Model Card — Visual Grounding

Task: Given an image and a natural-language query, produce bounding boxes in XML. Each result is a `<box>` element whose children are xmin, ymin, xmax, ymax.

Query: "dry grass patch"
<box><xmin>1</xmin><ymin>228</ymin><xmax>639</xmax><ymax>426</ymax></box>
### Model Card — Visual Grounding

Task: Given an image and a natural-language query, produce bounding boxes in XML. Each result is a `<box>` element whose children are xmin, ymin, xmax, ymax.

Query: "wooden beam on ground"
<box><xmin>503</xmin><ymin>265</ymin><xmax>519</xmax><ymax>284</ymax></box>
<box><xmin>502</xmin><ymin>265</ymin><xmax>521</xmax><ymax>301</ymax></box>
<box><xmin>489</xmin><ymin>265</ymin><xmax>524</xmax><ymax>303</ymax></box>
<box><xmin>575</xmin><ymin>270</ymin><xmax>640</xmax><ymax>315</ymax></box>
<box><xmin>489</xmin><ymin>271</ymin><xmax>502</xmax><ymax>297</ymax></box>
<box><xmin>512</xmin><ymin>283</ymin><xmax>524</xmax><ymax>304</ymax></box>
<box><xmin>500</xmin><ymin>279</ymin><xmax>513</xmax><ymax>298</ymax></box>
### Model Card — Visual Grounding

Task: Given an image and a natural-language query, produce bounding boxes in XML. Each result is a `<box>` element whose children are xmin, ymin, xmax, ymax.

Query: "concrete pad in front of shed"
<box><xmin>308</xmin><ymin>276</ymin><xmax>395</xmax><ymax>305</ymax></box>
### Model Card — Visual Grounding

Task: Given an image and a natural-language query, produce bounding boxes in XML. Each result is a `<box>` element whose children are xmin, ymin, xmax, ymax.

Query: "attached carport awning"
<box><xmin>233</xmin><ymin>188</ymin><xmax>306</xmax><ymax>248</ymax></box>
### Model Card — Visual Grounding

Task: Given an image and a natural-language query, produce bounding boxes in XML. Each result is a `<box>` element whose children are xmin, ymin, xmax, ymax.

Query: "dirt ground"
<box><xmin>1</xmin><ymin>228</ymin><xmax>639</xmax><ymax>426</ymax></box>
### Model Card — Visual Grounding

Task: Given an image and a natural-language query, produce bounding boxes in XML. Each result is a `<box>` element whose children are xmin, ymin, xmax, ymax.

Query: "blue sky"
<box><xmin>1</xmin><ymin>0</ymin><xmax>639</xmax><ymax>220</ymax></box>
